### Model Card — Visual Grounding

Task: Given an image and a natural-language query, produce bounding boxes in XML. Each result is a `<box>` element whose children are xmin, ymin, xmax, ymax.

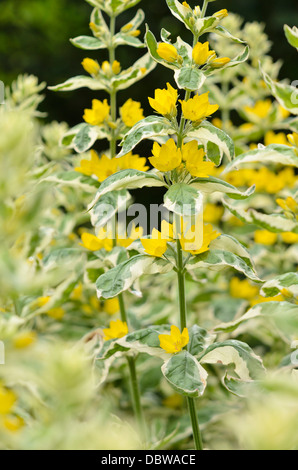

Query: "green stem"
<box><xmin>118</xmin><ymin>293</ymin><xmax>147</xmax><ymax>441</ymax></box>
<box><xmin>176</xmin><ymin>227</ymin><xmax>204</xmax><ymax>451</ymax></box>
<box><xmin>201</xmin><ymin>0</ymin><xmax>209</xmax><ymax>18</ymax></box>
<box><xmin>107</xmin><ymin>14</ymin><xmax>146</xmax><ymax>441</ymax></box>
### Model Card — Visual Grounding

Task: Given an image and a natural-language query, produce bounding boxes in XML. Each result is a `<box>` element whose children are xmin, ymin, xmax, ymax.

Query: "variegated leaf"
<box><xmin>164</xmin><ymin>183</ymin><xmax>203</xmax><ymax>216</ymax></box>
<box><xmin>190</xmin><ymin>176</ymin><xmax>255</xmax><ymax>200</ymax></box>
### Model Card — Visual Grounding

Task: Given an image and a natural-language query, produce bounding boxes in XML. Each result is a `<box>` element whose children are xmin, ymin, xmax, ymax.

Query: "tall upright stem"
<box><xmin>176</xmin><ymin>98</ymin><xmax>204</xmax><ymax>451</ymax></box>
<box><xmin>108</xmin><ymin>14</ymin><xmax>146</xmax><ymax>441</ymax></box>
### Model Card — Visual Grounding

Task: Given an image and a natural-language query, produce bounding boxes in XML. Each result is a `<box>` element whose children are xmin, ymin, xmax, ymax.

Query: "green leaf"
<box><xmin>166</xmin><ymin>0</ymin><xmax>194</xmax><ymax>32</ymax></box>
<box><xmin>164</xmin><ymin>183</ymin><xmax>203</xmax><ymax>216</ymax></box>
<box><xmin>188</xmin><ymin>325</ymin><xmax>215</xmax><ymax>356</ymax></box>
<box><xmin>199</xmin><ymin>340</ymin><xmax>265</xmax><ymax>381</ymax></box>
<box><xmin>224</xmin><ymin>144</ymin><xmax>298</xmax><ymax>172</ymax></box>
<box><xmin>118</xmin><ymin>116</ymin><xmax>174</xmax><ymax>157</ymax></box>
<box><xmin>214</xmin><ymin>301</ymin><xmax>298</xmax><ymax>338</ymax></box>
<box><xmin>49</xmin><ymin>75</ymin><xmax>107</xmax><ymax>92</ymax></box>
<box><xmin>187</xmin><ymin>249</ymin><xmax>261</xmax><ymax>283</ymax></box>
<box><xmin>42</xmin><ymin>171</ymin><xmax>99</xmax><ymax>193</ymax></box>
<box><xmin>250</xmin><ymin>209</ymin><xmax>298</xmax><ymax>233</ymax></box>
<box><xmin>284</xmin><ymin>25</ymin><xmax>298</xmax><ymax>50</ymax></box>
<box><xmin>72</xmin><ymin>124</ymin><xmax>102</xmax><ymax>153</ymax></box>
<box><xmin>214</xmin><ymin>25</ymin><xmax>246</xmax><ymax>44</ymax></box>
<box><xmin>111</xmin><ymin>53</ymin><xmax>156</xmax><ymax>91</ymax></box>
<box><xmin>162</xmin><ymin>350</ymin><xmax>208</xmax><ymax>397</ymax></box>
<box><xmin>261</xmin><ymin>272</ymin><xmax>298</xmax><ymax>298</ymax></box>
<box><xmin>90</xmin><ymin>190</ymin><xmax>131</xmax><ymax>229</ymax></box>
<box><xmin>261</xmin><ymin>67</ymin><xmax>298</xmax><ymax>115</ymax></box>
<box><xmin>117</xmin><ymin>326</ymin><xmax>171</xmax><ymax>359</ymax></box>
<box><xmin>174</xmin><ymin>67</ymin><xmax>206</xmax><ymax>91</ymax></box>
<box><xmin>190</xmin><ymin>176</ymin><xmax>255</xmax><ymax>200</ymax></box>
<box><xmin>70</xmin><ymin>35</ymin><xmax>106</xmax><ymax>50</ymax></box>
<box><xmin>187</xmin><ymin>121</ymin><xmax>235</xmax><ymax>165</ymax></box>
<box><xmin>222</xmin><ymin>199</ymin><xmax>253</xmax><ymax>224</ymax></box>
<box><xmin>89</xmin><ymin>169</ymin><xmax>166</xmax><ymax>208</ymax></box>
<box><xmin>96</xmin><ymin>254</ymin><xmax>172</xmax><ymax>298</ymax></box>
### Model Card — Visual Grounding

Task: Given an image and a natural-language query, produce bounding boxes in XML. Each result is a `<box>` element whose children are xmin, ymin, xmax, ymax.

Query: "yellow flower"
<box><xmin>213</xmin><ymin>9</ymin><xmax>229</xmax><ymax>20</ymax></box>
<box><xmin>180</xmin><ymin>92</ymin><xmax>219</xmax><ymax>122</ymax></box>
<box><xmin>103</xmin><ymin>319</ymin><xmax>128</xmax><ymax>341</ymax></box>
<box><xmin>192</xmin><ymin>41</ymin><xmax>215</xmax><ymax>66</ymax></box>
<box><xmin>180</xmin><ymin>223</ymin><xmax>220</xmax><ymax>255</ymax></box>
<box><xmin>149</xmin><ymin>139</ymin><xmax>182</xmax><ymax>172</ymax></box>
<box><xmin>46</xmin><ymin>307</ymin><xmax>65</xmax><ymax>320</ymax></box>
<box><xmin>264</xmin><ymin>131</ymin><xmax>289</xmax><ymax>146</ymax></box>
<box><xmin>244</xmin><ymin>100</ymin><xmax>272</xmax><ymax>120</ymax></box>
<box><xmin>254</xmin><ymin>230</ymin><xmax>278</xmax><ymax>246</ymax></box>
<box><xmin>104</xmin><ymin>298</ymin><xmax>120</xmax><ymax>315</ymax></box>
<box><xmin>3</xmin><ymin>415</ymin><xmax>25</xmax><ymax>432</ymax></box>
<box><xmin>83</xmin><ymin>99</ymin><xmax>110</xmax><ymax>126</ymax></box>
<box><xmin>117</xmin><ymin>225</ymin><xmax>144</xmax><ymax>248</ymax></box>
<box><xmin>81</xmin><ymin>58</ymin><xmax>100</xmax><ymax>76</ymax></box>
<box><xmin>81</xmin><ymin>229</ymin><xmax>113</xmax><ymax>252</ymax></box>
<box><xmin>276</xmin><ymin>197</ymin><xmax>298</xmax><ymax>214</ymax></box>
<box><xmin>182</xmin><ymin>140</ymin><xmax>215</xmax><ymax>177</ymax></box>
<box><xmin>203</xmin><ymin>203</ymin><xmax>224</xmax><ymax>224</ymax></box>
<box><xmin>148</xmin><ymin>83</ymin><xmax>178</xmax><ymax>117</ymax></box>
<box><xmin>36</xmin><ymin>296</ymin><xmax>51</xmax><ymax>307</ymax></box>
<box><xmin>120</xmin><ymin>99</ymin><xmax>144</xmax><ymax>127</ymax></box>
<box><xmin>157</xmin><ymin>43</ymin><xmax>179</xmax><ymax>63</ymax></box>
<box><xmin>210</xmin><ymin>57</ymin><xmax>231</xmax><ymax>68</ymax></box>
<box><xmin>75</xmin><ymin>149</ymin><xmax>148</xmax><ymax>182</ymax></box>
<box><xmin>13</xmin><ymin>331</ymin><xmax>37</xmax><ymax>349</ymax></box>
<box><xmin>111</xmin><ymin>60</ymin><xmax>121</xmax><ymax>75</ymax></box>
<box><xmin>141</xmin><ymin>221</ymin><xmax>173</xmax><ymax>258</ymax></box>
<box><xmin>0</xmin><ymin>387</ymin><xmax>16</xmax><ymax>414</ymax></box>
<box><xmin>230</xmin><ymin>278</ymin><xmax>259</xmax><ymax>301</ymax></box>
<box><xmin>288</xmin><ymin>133</ymin><xmax>298</xmax><ymax>147</ymax></box>
<box><xmin>159</xmin><ymin>325</ymin><xmax>189</xmax><ymax>354</ymax></box>
<box><xmin>281</xmin><ymin>232</ymin><xmax>298</xmax><ymax>244</ymax></box>
<box><xmin>71</xmin><ymin>283</ymin><xmax>83</xmax><ymax>301</ymax></box>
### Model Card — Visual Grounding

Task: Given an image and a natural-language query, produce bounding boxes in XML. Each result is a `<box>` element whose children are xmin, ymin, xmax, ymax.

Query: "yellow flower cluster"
<box><xmin>159</xmin><ymin>325</ymin><xmax>189</xmax><ymax>354</ymax></box>
<box><xmin>81</xmin><ymin>225</ymin><xmax>144</xmax><ymax>252</ymax></box>
<box><xmin>82</xmin><ymin>58</ymin><xmax>121</xmax><ymax>77</ymax></box>
<box><xmin>192</xmin><ymin>41</ymin><xmax>231</xmax><ymax>68</ymax></box>
<box><xmin>75</xmin><ymin>149</ymin><xmax>149</xmax><ymax>182</ymax></box>
<box><xmin>120</xmin><ymin>99</ymin><xmax>144</xmax><ymax>127</ymax></box>
<box><xmin>141</xmin><ymin>220</ymin><xmax>220</xmax><ymax>258</ymax></box>
<box><xmin>149</xmin><ymin>83</ymin><xmax>219</xmax><ymax>123</ymax></box>
<box><xmin>254</xmin><ymin>230</ymin><xmax>298</xmax><ymax>245</ymax></box>
<box><xmin>83</xmin><ymin>99</ymin><xmax>110</xmax><ymax>126</ymax></box>
<box><xmin>225</xmin><ymin>167</ymin><xmax>296</xmax><ymax>194</ymax></box>
<box><xmin>0</xmin><ymin>385</ymin><xmax>24</xmax><ymax>433</ymax></box>
<box><xmin>149</xmin><ymin>139</ymin><xmax>215</xmax><ymax>177</ymax></box>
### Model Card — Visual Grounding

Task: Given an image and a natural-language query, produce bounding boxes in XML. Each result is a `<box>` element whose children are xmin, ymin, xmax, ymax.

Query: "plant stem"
<box><xmin>201</xmin><ymin>0</ymin><xmax>209</xmax><ymax>18</ymax></box>
<box><xmin>118</xmin><ymin>293</ymin><xmax>147</xmax><ymax>441</ymax></box>
<box><xmin>107</xmin><ymin>14</ymin><xmax>146</xmax><ymax>442</ymax></box>
<box><xmin>176</xmin><ymin>236</ymin><xmax>203</xmax><ymax>450</ymax></box>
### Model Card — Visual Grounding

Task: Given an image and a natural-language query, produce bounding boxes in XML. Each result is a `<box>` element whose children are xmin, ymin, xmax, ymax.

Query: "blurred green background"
<box><xmin>1</xmin><ymin>0</ymin><xmax>297</xmax><ymax>125</ymax></box>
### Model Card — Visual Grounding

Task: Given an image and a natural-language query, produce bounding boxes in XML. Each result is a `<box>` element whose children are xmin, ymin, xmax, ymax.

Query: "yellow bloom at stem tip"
<box><xmin>159</xmin><ymin>325</ymin><xmax>189</xmax><ymax>354</ymax></box>
<box><xmin>83</xmin><ymin>99</ymin><xmax>110</xmax><ymax>126</ymax></box>
<box><xmin>149</xmin><ymin>83</ymin><xmax>178</xmax><ymax>118</ymax></box>
<box><xmin>182</xmin><ymin>140</ymin><xmax>215</xmax><ymax>178</ymax></box>
<box><xmin>103</xmin><ymin>319</ymin><xmax>128</xmax><ymax>341</ymax></box>
<box><xmin>180</xmin><ymin>92</ymin><xmax>219</xmax><ymax>122</ymax></box>
<box><xmin>157</xmin><ymin>43</ymin><xmax>179</xmax><ymax>63</ymax></box>
<box><xmin>149</xmin><ymin>139</ymin><xmax>182</xmax><ymax>172</ymax></box>
<box><xmin>192</xmin><ymin>42</ymin><xmax>215</xmax><ymax>66</ymax></box>
<box><xmin>120</xmin><ymin>99</ymin><xmax>144</xmax><ymax>127</ymax></box>
<box><xmin>75</xmin><ymin>149</ymin><xmax>148</xmax><ymax>183</ymax></box>
<box><xmin>81</xmin><ymin>58</ymin><xmax>100</xmax><ymax>76</ymax></box>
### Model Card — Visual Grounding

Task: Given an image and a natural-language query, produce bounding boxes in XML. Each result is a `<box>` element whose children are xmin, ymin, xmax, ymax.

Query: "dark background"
<box><xmin>1</xmin><ymin>0</ymin><xmax>297</xmax><ymax>126</ymax></box>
